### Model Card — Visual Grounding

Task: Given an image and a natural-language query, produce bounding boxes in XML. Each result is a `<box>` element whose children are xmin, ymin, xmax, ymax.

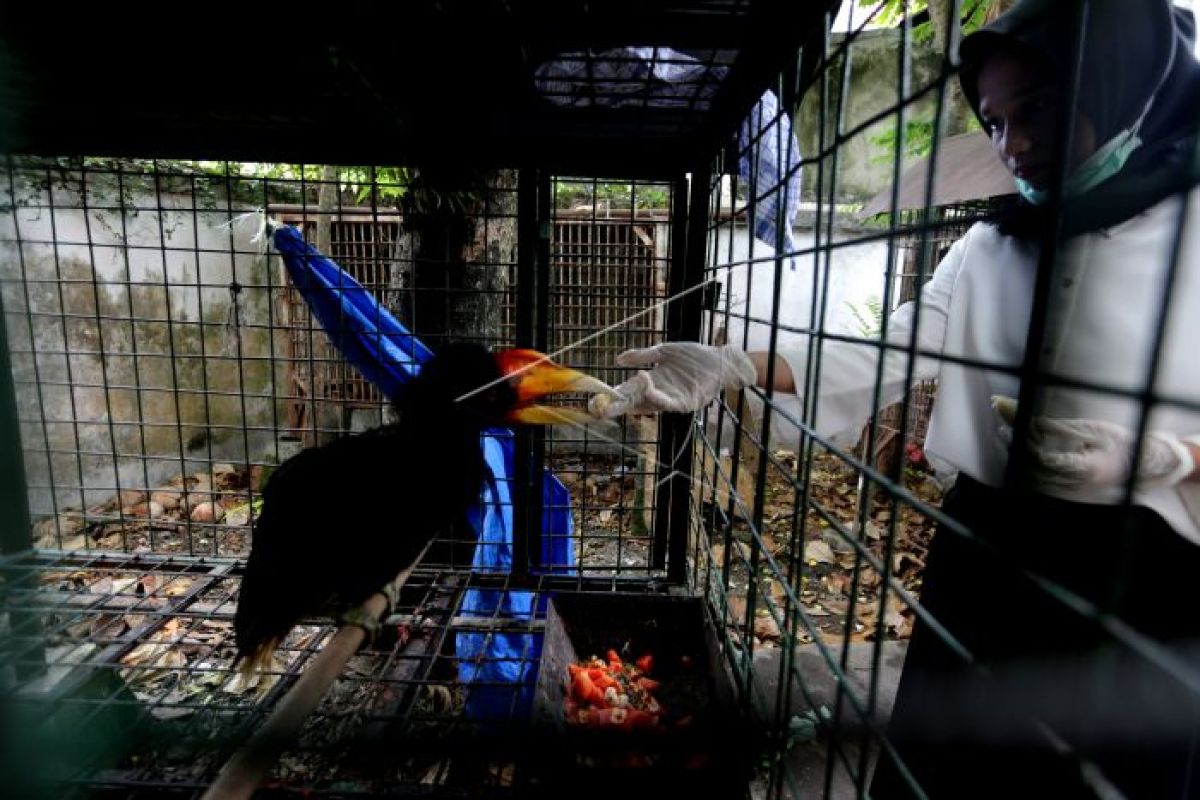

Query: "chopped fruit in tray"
<box><xmin>564</xmin><ymin>650</ymin><xmax>675</xmax><ymax>732</ymax></box>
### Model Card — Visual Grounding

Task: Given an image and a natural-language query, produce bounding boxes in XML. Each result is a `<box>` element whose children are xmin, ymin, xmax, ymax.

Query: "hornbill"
<box><xmin>234</xmin><ymin>343</ymin><xmax>610</xmax><ymax>673</ymax></box>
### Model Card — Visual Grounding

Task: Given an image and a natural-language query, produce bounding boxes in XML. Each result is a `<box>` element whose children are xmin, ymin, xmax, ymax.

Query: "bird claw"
<box><xmin>380</xmin><ymin>581</ymin><xmax>402</xmax><ymax>615</ymax></box>
<box><xmin>340</xmin><ymin>607</ymin><xmax>382</xmax><ymax>645</ymax></box>
<box><xmin>341</xmin><ymin>582</ymin><xmax>403</xmax><ymax>647</ymax></box>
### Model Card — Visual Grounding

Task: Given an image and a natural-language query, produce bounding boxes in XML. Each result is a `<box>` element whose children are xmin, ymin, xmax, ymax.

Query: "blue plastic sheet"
<box><xmin>456</xmin><ymin>430</ymin><xmax>574</xmax><ymax>719</ymax></box>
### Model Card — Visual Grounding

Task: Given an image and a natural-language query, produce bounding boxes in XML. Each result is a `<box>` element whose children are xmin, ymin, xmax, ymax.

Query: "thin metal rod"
<box><xmin>512</xmin><ymin>168</ymin><xmax>539</xmax><ymax>581</ymax></box>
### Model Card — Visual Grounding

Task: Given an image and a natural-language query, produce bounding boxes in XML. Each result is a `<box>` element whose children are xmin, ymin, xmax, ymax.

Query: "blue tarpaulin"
<box><xmin>273</xmin><ymin>226</ymin><xmax>432</xmax><ymax>398</ymax></box>
<box><xmin>457</xmin><ymin>430</ymin><xmax>575</xmax><ymax>719</ymax></box>
<box><xmin>271</xmin><ymin>224</ymin><xmax>574</xmax><ymax>718</ymax></box>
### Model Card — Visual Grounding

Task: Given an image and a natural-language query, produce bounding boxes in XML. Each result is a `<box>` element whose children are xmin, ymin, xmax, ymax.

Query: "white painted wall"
<box><xmin>709</xmin><ymin>223</ymin><xmax>896</xmax><ymax>351</ymax></box>
<box><xmin>700</xmin><ymin>222</ymin><xmax>905</xmax><ymax>451</ymax></box>
<box><xmin>0</xmin><ymin>175</ymin><xmax>278</xmax><ymax>517</ymax></box>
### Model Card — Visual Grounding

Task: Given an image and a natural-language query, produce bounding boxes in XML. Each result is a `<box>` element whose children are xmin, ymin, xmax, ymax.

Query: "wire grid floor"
<box><xmin>1</xmin><ymin>547</ymin><xmax>695</xmax><ymax>796</ymax></box>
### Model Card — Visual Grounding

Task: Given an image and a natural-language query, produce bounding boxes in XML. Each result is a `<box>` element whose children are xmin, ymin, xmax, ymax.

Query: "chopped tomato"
<box><xmin>573</xmin><ymin>671</ymin><xmax>605</xmax><ymax>705</ymax></box>
<box><xmin>565</xmin><ymin>651</ymin><xmax>670</xmax><ymax>728</ymax></box>
<box><xmin>637</xmin><ymin>677</ymin><xmax>660</xmax><ymax>692</ymax></box>
<box><xmin>625</xmin><ymin>708</ymin><xmax>659</xmax><ymax>728</ymax></box>
<box><xmin>587</xmin><ymin>668</ymin><xmax>619</xmax><ymax>690</ymax></box>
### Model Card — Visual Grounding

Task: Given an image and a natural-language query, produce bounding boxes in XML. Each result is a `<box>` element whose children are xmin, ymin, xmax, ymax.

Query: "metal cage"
<box><xmin>2</xmin><ymin>1</ymin><xmax>1199</xmax><ymax>798</ymax></box>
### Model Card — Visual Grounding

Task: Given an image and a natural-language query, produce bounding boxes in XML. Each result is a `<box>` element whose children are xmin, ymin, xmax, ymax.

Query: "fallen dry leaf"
<box><xmin>803</xmin><ymin>540</ymin><xmax>837</xmax><ymax>565</ymax></box>
<box><xmin>884</xmin><ymin>595</ymin><xmax>911</xmax><ymax>638</ymax></box>
<box><xmin>725</xmin><ymin>595</ymin><xmax>748</xmax><ymax>623</ymax></box>
<box><xmin>856</xmin><ymin>566</ymin><xmax>882</xmax><ymax>589</ymax></box>
<box><xmin>860</xmin><ymin>521</ymin><xmax>883</xmax><ymax>541</ymax></box>
<box><xmin>763</xmin><ymin>577</ymin><xmax>788</xmax><ymax>604</ymax></box>
<box><xmin>161</xmin><ymin>578</ymin><xmax>194</xmax><ymax>597</ymax></box>
<box><xmin>89</xmin><ymin>614</ymin><xmax>128</xmax><ymax>639</ymax></box>
<box><xmin>764</xmin><ymin>503</ymin><xmax>792</xmax><ymax>521</ymax></box>
<box><xmin>226</xmin><ymin>655</ymin><xmax>283</xmax><ymax>697</ymax></box>
<box><xmin>150</xmin><ymin>705</ymin><xmax>194</xmax><ymax>721</ymax></box>
<box><xmin>754</xmin><ymin>611</ymin><xmax>782</xmax><ymax>643</ymax></box>
<box><xmin>112</xmin><ymin>576</ymin><xmax>142</xmax><ymax>595</ymax></box>
<box><xmin>56</xmin><ymin>534</ymin><xmax>89</xmax><ymax>551</ymax></box>
<box><xmin>120</xmin><ymin>643</ymin><xmax>187</xmax><ymax>686</ymax></box>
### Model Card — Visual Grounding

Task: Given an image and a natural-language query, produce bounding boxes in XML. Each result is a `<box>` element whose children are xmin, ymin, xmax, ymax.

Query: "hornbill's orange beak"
<box><xmin>494</xmin><ymin>349</ymin><xmax>618</xmax><ymax>425</ymax></box>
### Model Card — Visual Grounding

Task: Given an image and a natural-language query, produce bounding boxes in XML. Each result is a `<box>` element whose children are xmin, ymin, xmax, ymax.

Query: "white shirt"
<box><xmin>774</xmin><ymin>188</ymin><xmax>1200</xmax><ymax>543</ymax></box>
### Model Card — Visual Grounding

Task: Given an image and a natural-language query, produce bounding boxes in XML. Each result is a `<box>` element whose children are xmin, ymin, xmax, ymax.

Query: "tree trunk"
<box><xmin>456</xmin><ymin>170</ymin><xmax>516</xmax><ymax>343</ymax></box>
<box><xmin>983</xmin><ymin>0</ymin><xmax>1016</xmax><ymax>24</ymax></box>
<box><xmin>927</xmin><ymin>0</ymin><xmax>1014</xmax><ymax>136</ymax></box>
<box><xmin>381</xmin><ymin>169</ymin><xmax>514</xmax><ymax>424</ymax></box>
<box><xmin>406</xmin><ymin>168</ymin><xmax>514</xmax><ymax>348</ymax></box>
<box><xmin>925</xmin><ymin>0</ymin><xmax>976</xmax><ymax>135</ymax></box>
<box><xmin>312</xmin><ymin>165</ymin><xmax>343</xmax><ymax>442</ymax></box>
<box><xmin>926</xmin><ymin>0</ymin><xmax>954</xmax><ymax>57</ymax></box>
<box><xmin>316</xmin><ymin>165</ymin><xmax>338</xmax><ymax>254</ymax></box>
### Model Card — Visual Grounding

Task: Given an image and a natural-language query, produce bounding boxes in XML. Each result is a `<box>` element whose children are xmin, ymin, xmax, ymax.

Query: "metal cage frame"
<box><xmin>3</xmin><ymin>1</ymin><xmax>1200</xmax><ymax>798</ymax></box>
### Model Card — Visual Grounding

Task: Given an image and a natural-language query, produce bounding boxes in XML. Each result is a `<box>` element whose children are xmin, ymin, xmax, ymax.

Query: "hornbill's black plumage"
<box><xmin>234</xmin><ymin>343</ymin><xmax>609</xmax><ymax>673</ymax></box>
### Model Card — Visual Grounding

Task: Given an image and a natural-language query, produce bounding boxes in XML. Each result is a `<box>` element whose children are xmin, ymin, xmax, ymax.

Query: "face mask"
<box><xmin>1014</xmin><ymin>176</ymin><xmax>1050</xmax><ymax>205</ymax></box>
<box><xmin>1014</xmin><ymin>100</ymin><xmax>1151</xmax><ymax>206</ymax></box>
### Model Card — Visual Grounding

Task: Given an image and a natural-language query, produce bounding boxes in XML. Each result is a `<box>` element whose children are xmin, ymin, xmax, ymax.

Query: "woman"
<box><xmin>590</xmin><ymin>0</ymin><xmax>1200</xmax><ymax>796</ymax></box>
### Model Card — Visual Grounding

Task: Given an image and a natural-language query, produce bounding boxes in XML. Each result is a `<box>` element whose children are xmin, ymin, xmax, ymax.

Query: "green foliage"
<box><xmin>845</xmin><ymin>295</ymin><xmax>884</xmax><ymax>338</ymax></box>
<box><xmin>343</xmin><ymin>166</ymin><xmax>411</xmax><ymax>205</ymax></box>
<box><xmin>959</xmin><ymin>0</ymin><xmax>993</xmax><ymax>36</ymax></box>
<box><xmin>856</xmin><ymin>0</ymin><xmax>994</xmax><ymax>43</ymax></box>
<box><xmin>554</xmin><ymin>180</ymin><xmax>670</xmax><ymax>210</ymax></box>
<box><xmin>870</xmin><ymin>118</ymin><xmax>937</xmax><ymax>166</ymax></box>
<box><xmin>196</xmin><ymin>162</ymin><xmax>413</xmax><ymax>205</ymax></box>
<box><xmin>3</xmin><ymin>158</ymin><xmax>420</xmax><ymax>213</ymax></box>
<box><xmin>868</xmin><ymin>104</ymin><xmax>983</xmax><ymax>167</ymax></box>
<box><xmin>860</xmin><ymin>0</ymin><xmax>995</xmax><ymax>165</ymax></box>
<box><xmin>8</xmin><ymin>159</ymin><xmax>672</xmax><ymax>217</ymax></box>
<box><xmin>856</xmin><ymin>0</ymin><xmax>924</xmax><ymax>28</ymax></box>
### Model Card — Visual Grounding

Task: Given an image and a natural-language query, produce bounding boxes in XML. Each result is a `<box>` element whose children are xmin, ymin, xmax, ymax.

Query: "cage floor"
<box><xmin>0</xmin><ymin>549</ymin><xmax>683</xmax><ymax>797</ymax></box>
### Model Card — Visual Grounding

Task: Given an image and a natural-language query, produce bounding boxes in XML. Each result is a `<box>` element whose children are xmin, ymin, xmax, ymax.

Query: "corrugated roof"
<box><xmin>861</xmin><ymin>132</ymin><xmax>1016</xmax><ymax>217</ymax></box>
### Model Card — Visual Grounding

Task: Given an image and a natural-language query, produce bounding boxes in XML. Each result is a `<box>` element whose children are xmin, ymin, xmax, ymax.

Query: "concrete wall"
<box><xmin>796</xmin><ymin>28</ymin><xmax>946</xmax><ymax>203</ymax></box>
<box><xmin>0</xmin><ymin>171</ymin><xmax>281</xmax><ymax>517</ymax></box>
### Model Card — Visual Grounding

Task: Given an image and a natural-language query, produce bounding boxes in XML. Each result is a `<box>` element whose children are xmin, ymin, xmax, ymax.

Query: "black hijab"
<box><xmin>957</xmin><ymin>0</ymin><xmax>1200</xmax><ymax>238</ymax></box>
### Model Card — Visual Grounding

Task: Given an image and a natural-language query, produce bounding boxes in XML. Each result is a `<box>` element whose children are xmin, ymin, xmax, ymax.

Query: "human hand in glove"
<box><xmin>990</xmin><ymin>396</ymin><xmax>1199</xmax><ymax>489</ymax></box>
<box><xmin>588</xmin><ymin>343</ymin><xmax>758</xmax><ymax>418</ymax></box>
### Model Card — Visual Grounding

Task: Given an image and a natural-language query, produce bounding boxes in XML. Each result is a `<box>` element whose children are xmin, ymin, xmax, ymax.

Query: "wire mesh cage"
<box><xmin>0</xmin><ymin>159</ymin><xmax>687</xmax><ymax>795</ymax></box>
<box><xmin>687</xmin><ymin>2</ymin><xmax>1200</xmax><ymax>798</ymax></box>
<box><xmin>3</xmin><ymin>1</ymin><xmax>1200</xmax><ymax>798</ymax></box>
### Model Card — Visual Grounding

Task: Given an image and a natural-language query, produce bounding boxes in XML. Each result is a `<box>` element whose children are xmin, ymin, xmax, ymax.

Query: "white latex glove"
<box><xmin>990</xmin><ymin>396</ymin><xmax>1196</xmax><ymax>489</ymax></box>
<box><xmin>588</xmin><ymin>343</ymin><xmax>758</xmax><ymax>418</ymax></box>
